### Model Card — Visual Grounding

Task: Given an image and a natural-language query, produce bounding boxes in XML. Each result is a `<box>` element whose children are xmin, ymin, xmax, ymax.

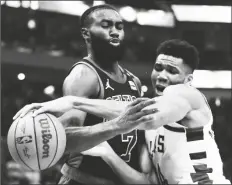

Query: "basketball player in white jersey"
<box><xmin>14</xmin><ymin>40</ymin><xmax>230</xmax><ymax>184</ymax></box>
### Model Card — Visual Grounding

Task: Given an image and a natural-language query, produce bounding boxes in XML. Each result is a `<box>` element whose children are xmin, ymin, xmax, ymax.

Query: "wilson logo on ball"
<box><xmin>16</xmin><ymin>135</ymin><xmax>32</xmax><ymax>144</ymax></box>
<box><xmin>39</xmin><ymin>118</ymin><xmax>52</xmax><ymax>159</ymax></box>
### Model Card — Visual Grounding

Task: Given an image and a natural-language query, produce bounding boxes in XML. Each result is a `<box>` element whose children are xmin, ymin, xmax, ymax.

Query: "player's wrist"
<box><xmin>102</xmin><ymin>151</ymin><xmax>115</xmax><ymax>163</ymax></box>
<box><xmin>110</xmin><ymin>118</ymin><xmax>123</xmax><ymax>135</ymax></box>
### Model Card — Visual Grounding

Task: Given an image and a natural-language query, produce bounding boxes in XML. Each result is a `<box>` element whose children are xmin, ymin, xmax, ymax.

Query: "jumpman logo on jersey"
<box><xmin>105</xmin><ymin>79</ymin><xmax>114</xmax><ymax>90</ymax></box>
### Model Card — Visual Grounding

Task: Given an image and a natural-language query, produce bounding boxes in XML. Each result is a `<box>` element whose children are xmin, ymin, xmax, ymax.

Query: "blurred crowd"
<box><xmin>1</xmin><ymin>80</ymin><xmax>232</xmax><ymax>184</ymax></box>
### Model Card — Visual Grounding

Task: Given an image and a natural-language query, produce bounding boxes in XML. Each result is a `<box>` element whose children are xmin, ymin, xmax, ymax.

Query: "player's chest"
<box><xmin>102</xmin><ymin>78</ymin><xmax>139</xmax><ymax>100</ymax></box>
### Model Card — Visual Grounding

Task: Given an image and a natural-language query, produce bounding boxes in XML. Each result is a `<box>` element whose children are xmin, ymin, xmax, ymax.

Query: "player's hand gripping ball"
<box><xmin>7</xmin><ymin>111</ymin><xmax>66</xmax><ymax>171</ymax></box>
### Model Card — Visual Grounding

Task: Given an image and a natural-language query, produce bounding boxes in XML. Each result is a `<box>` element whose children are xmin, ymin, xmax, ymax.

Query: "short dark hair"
<box><xmin>80</xmin><ymin>4</ymin><xmax>118</xmax><ymax>28</ymax></box>
<box><xmin>156</xmin><ymin>39</ymin><xmax>199</xmax><ymax>72</ymax></box>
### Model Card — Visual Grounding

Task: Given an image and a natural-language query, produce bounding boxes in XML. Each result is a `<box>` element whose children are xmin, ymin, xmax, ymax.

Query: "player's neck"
<box><xmin>88</xmin><ymin>53</ymin><xmax>120</xmax><ymax>74</ymax></box>
<box><xmin>86</xmin><ymin>54</ymin><xmax>126</xmax><ymax>82</ymax></box>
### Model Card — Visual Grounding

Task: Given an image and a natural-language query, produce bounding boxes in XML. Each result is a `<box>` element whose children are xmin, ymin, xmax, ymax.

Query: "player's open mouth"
<box><xmin>156</xmin><ymin>85</ymin><xmax>166</xmax><ymax>92</ymax></box>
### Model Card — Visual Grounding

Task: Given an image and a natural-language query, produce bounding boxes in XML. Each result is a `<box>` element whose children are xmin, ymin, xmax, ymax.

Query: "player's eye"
<box><xmin>154</xmin><ymin>63</ymin><xmax>163</xmax><ymax>72</ymax></box>
<box><xmin>101</xmin><ymin>21</ymin><xmax>110</xmax><ymax>28</ymax></box>
<box><xmin>167</xmin><ymin>66</ymin><xmax>178</xmax><ymax>74</ymax></box>
<box><xmin>116</xmin><ymin>23</ymin><xmax>124</xmax><ymax>30</ymax></box>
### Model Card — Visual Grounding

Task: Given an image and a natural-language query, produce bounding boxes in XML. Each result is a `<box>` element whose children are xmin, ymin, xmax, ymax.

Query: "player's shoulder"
<box><xmin>164</xmin><ymin>84</ymin><xmax>204</xmax><ymax>108</ymax></box>
<box><xmin>63</xmin><ymin>61</ymin><xmax>99</xmax><ymax>97</ymax></box>
<box><xmin>164</xmin><ymin>84</ymin><xmax>200</xmax><ymax>97</ymax></box>
<box><xmin>64</xmin><ymin>63</ymin><xmax>99</xmax><ymax>86</ymax></box>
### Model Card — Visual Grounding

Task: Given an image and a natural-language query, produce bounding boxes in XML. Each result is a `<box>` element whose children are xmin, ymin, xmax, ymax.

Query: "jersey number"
<box><xmin>154</xmin><ymin>135</ymin><xmax>164</xmax><ymax>153</ymax></box>
<box><xmin>121</xmin><ymin>130</ymin><xmax>137</xmax><ymax>162</ymax></box>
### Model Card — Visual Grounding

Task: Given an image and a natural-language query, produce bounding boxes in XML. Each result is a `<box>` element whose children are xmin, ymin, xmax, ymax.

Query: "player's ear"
<box><xmin>81</xmin><ymin>28</ymin><xmax>90</xmax><ymax>42</ymax></box>
<box><xmin>184</xmin><ymin>74</ymin><xmax>193</xmax><ymax>85</ymax></box>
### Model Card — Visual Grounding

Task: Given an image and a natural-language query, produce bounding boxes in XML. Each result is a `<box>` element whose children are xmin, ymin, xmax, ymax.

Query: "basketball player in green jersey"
<box><xmin>15</xmin><ymin>40</ymin><xmax>231</xmax><ymax>184</ymax></box>
<box><xmin>13</xmin><ymin>4</ymin><xmax>156</xmax><ymax>185</ymax></box>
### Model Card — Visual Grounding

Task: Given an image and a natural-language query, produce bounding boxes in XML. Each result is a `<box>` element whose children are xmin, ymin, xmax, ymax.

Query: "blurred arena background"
<box><xmin>1</xmin><ymin>0</ymin><xmax>231</xmax><ymax>184</ymax></box>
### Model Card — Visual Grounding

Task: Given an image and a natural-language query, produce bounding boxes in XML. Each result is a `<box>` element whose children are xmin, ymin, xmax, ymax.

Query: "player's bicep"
<box><xmin>62</xmin><ymin>64</ymin><xmax>100</xmax><ymax>97</ymax></box>
<box><xmin>59</xmin><ymin>65</ymin><xmax>99</xmax><ymax>127</ymax></box>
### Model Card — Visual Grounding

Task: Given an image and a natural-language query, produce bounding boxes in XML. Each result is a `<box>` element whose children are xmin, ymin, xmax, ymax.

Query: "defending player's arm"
<box><xmin>13</xmin><ymin>96</ymin><xmax>130</xmax><ymax>121</ymax></box>
<box><xmin>138</xmin><ymin>85</ymin><xmax>195</xmax><ymax>130</ymax></box>
<box><xmin>72</xmin><ymin>98</ymin><xmax>130</xmax><ymax>120</ymax></box>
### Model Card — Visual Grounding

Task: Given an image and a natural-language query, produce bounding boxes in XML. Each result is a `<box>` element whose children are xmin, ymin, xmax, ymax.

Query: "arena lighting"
<box><xmin>48</xmin><ymin>50</ymin><xmax>64</xmax><ymax>57</ymax></box>
<box><xmin>30</xmin><ymin>0</ymin><xmax>39</xmax><ymax>10</ymax></box>
<box><xmin>21</xmin><ymin>0</ymin><xmax>30</xmax><ymax>8</ymax></box>
<box><xmin>16</xmin><ymin>46</ymin><xmax>32</xmax><ymax>53</ymax></box>
<box><xmin>172</xmin><ymin>5</ymin><xmax>231</xmax><ymax>23</ymax></box>
<box><xmin>38</xmin><ymin>1</ymin><xmax>89</xmax><ymax>16</ymax></box>
<box><xmin>215</xmin><ymin>97</ymin><xmax>221</xmax><ymax>107</ymax></box>
<box><xmin>137</xmin><ymin>10</ymin><xmax>175</xmax><ymax>27</ymax></box>
<box><xmin>17</xmin><ymin>73</ymin><xmax>26</xmax><ymax>81</ymax></box>
<box><xmin>119</xmin><ymin>6</ymin><xmax>137</xmax><ymax>22</ymax></box>
<box><xmin>142</xmin><ymin>85</ymin><xmax>148</xmax><ymax>93</ymax></box>
<box><xmin>5</xmin><ymin>0</ymin><xmax>20</xmax><ymax>8</ymax></box>
<box><xmin>93</xmin><ymin>0</ymin><xmax>105</xmax><ymax>6</ymax></box>
<box><xmin>27</xmin><ymin>19</ymin><xmax>36</xmax><ymax>29</ymax></box>
<box><xmin>1</xmin><ymin>0</ymin><xmax>5</xmax><ymax>5</ymax></box>
<box><xmin>44</xmin><ymin>85</ymin><xmax>55</xmax><ymax>95</ymax></box>
<box><xmin>1</xmin><ymin>41</ymin><xmax>5</xmax><ymax>47</ymax></box>
<box><xmin>192</xmin><ymin>70</ymin><xmax>231</xmax><ymax>89</ymax></box>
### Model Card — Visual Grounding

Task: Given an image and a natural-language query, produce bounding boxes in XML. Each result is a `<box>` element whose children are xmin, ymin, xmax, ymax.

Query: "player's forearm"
<box><xmin>70</xmin><ymin>96</ymin><xmax>128</xmax><ymax>120</ymax></box>
<box><xmin>137</xmin><ymin>111</ymin><xmax>177</xmax><ymax>130</ymax></box>
<box><xmin>138</xmin><ymin>101</ymin><xmax>190</xmax><ymax>130</ymax></box>
<box><xmin>102</xmin><ymin>152</ymin><xmax>151</xmax><ymax>184</ymax></box>
<box><xmin>65</xmin><ymin>120</ymin><xmax>120</xmax><ymax>153</ymax></box>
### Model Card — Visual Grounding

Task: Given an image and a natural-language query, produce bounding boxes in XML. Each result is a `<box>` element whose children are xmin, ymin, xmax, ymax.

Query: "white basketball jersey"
<box><xmin>145</xmin><ymin>121</ymin><xmax>231</xmax><ymax>184</ymax></box>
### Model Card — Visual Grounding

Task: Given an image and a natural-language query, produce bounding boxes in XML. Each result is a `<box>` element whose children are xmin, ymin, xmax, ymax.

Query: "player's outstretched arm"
<box><xmin>82</xmin><ymin>142</ymin><xmax>155</xmax><ymax>184</ymax></box>
<box><xmin>72</xmin><ymin>97</ymin><xmax>130</xmax><ymax>120</ymax></box>
<box><xmin>13</xmin><ymin>96</ymin><xmax>134</xmax><ymax>121</ymax></box>
<box><xmin>137</xmin><ymin>85</ymin><xmax>193</xmax><ymax>130</ymax></box>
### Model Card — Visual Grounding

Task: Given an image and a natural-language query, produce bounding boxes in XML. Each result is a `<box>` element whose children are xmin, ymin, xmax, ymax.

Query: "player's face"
<box><xmin>89</xmin><ymin>9</ymin><xmax>125</xmax><ymax>61</ymax></box>
<box><xmin>151</xmin><ymin>54</ymin><xmax>191</xmax><ymax>96</ymax></box>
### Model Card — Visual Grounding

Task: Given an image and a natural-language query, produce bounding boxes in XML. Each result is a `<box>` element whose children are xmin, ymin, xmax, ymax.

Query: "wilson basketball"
<box><xmin>7</xmin><ymin>112</ymin><xmax>66</xmax><ymax>171</ymax></box>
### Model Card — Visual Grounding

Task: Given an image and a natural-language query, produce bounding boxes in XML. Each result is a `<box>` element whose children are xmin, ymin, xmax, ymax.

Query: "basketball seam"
<box><xmin>14</xmin><ymin>118</ymin><xmax>33</xmax><ymax>171</ymax></box>
<box><xmin>33</xmin><ymin>116</ymin><xmax>41</xmax><ymax>170</ymax></box>
<box><xmin>45</xmin><ymin>113</ymin><xmax>59</xmax><ymax>169</ymax></box>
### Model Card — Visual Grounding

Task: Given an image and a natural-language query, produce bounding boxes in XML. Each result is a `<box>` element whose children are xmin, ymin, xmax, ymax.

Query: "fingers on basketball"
<box><xmin>13</xmin><ymin>103</ymin><xmax>42</xmax><ymax>120</ymax></box>
<box><xmin>21</xmin><ymin>103</ymin><xmax>42</xmax><ymax>118</ymax></box>
<box><xmin>32</xmin><ymin>107</ymin><xmax>47</xmax><ymax>117</ymax></box>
